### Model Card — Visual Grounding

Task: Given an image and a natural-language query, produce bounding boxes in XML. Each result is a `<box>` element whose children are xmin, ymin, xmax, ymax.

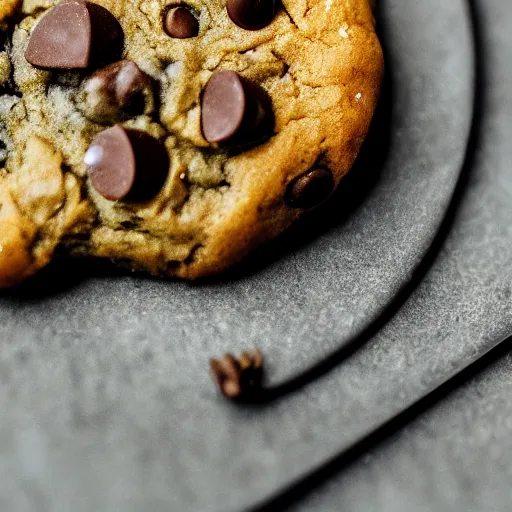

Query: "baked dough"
<box><xmin>0</xmin><ymin>0</ymin><xmax>383</xmax><ymax>287</ymax></box>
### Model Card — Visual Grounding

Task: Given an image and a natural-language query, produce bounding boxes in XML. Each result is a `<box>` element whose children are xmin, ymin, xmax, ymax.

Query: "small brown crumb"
<box><xmin>210</xmin><ymin>349</ymin><xmax>264</xmax><ymax>401</ymax></box>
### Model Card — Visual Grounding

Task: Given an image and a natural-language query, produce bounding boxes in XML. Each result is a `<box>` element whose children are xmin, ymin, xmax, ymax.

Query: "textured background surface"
<box><xmin>1</xmin><ymin>0</ymin><xmax>508</xmax><ymax>511</ymax></box>
<box><xmin>292</xmin><ymin>342</ymin><xmax>512</xmax><ymax>512</ymax></box>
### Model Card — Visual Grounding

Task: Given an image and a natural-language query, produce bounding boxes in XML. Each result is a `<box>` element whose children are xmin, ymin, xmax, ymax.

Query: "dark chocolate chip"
<box><xmin>81</xmin><ymin>60</ymin><xmax>154</xmax><ymax>123</ymax></box>
<box><xmin>114</xmin><ymin>62</ymin><xmax>153</xmax><ymax>115</ymax></box>
<box><xmin>239</xmin><ymin>77</ymin><xmax>274</xmax><ymax>143</ymax></box>
<box><xmin>210</xmin><ymin>350</ymin><xmax>264</xmax><ymax>401</ymax></box>
<box><xmin>226</xmin><ymin>0</ymin><xmax>276</xmax><ymax>31</ymax></box>
<box><xmin>25</xmin><ymin>1</ymin><xmax>92</xmax><ymax>69</ymax></box>
<box><xmin>201</xmin><ymin>71</ymin><xmax>245</xmax><ymax>143</ymax></box>
<box><xmin>126</xmin><ymin>130</ymin><xmax>170</xmax><ymax>201</ymax></box>
<box><xmin>201</xmin><ymin>70</ymin><xmax>273</xmax><ymax>144</ymax></box>
<box><xmin>285</xmin><ymin>168</ymin><xmax>334</xmax><ymax>209</ymax></box>
<box><xmin>86</xmin><ymin>2</ymin><xmax>124</xmax><ymax>67</ymax></box>
<box><xmin>164</xmin><ymin>6</ymin><xmax>199</xmax><ymax>39</ymax></box>
<box><xmin>85</xmin><ymin>125</ymin><xmax>169</xmax><ymax>202</ymax></box>
<box><xmin>25</xmin><ymin>1</ymin><xmax>123</xmax><ymax>70</ymax></box>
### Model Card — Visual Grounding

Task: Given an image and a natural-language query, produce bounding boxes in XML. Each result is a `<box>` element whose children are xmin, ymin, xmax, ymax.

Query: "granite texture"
<box><xmin>0</xmin><ymin>0</ymin><xmax>487</xmax><ymax>511</ymax></box>
<box><xmin>291</xmin><ymin>341</ymin><xmax>512</xmax><ymax>512</ymax></box>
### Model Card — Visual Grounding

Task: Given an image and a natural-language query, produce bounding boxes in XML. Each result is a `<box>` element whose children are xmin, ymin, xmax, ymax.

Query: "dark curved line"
<box><xmin>250</xmin><ymin>334</ymin><xmax>511</xmax><ymax>512</ymax></box>
<box><xmin>244</xmin><ymin>0</ymin><xmax>486</xmax><ymax>508</ymax></box>
<box><xmin>239</xmin><ymin>0</ymin><xmax>482</xmax><ymax>407</ymax></box>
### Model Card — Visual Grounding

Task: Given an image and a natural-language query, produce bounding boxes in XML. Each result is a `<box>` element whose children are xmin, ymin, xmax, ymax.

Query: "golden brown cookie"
<box><xmin>0</xmin><ymin>0</ymin><xmax>383</xmax><ymax>287</ymax></box>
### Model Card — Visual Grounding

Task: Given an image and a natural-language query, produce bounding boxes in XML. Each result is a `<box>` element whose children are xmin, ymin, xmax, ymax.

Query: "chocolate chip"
<box><xmin>226</xmin><ymin>0</ymin><xmax>276</xmax><ymax>31</ymax></box>
<box><xmin>201</xmin><ymin>71</ymin><xmax>245</xmax><ymax>143</ymax></box>
<box><xmin>80</xmin><ymin>61</ymin><xmax>154</xmax><ymax>123</ymax></box>
<box><xmin>25</xmin><ymin>1</ymin><xmax>91</xmax><ymax>69</ymax></box>
<box><xmin>25</xmin><ymin>1</ymin><xmax>123</xmax><ymax>70</ymax></box>
<box><xmin>85</xmin><ymin>125</ymin><xmax>169</xmax><ymax>202</ymax></box>
<box><xmin>114</xmin><ymin>62</ymin><xmax>153</xmax><ymax>115</ymax></box>
<box><xmin>210</xmin><ymin>350</ymin><xmax>264</xmax><ymax>401</ymax></box>
<box><xmin>201</xmin><ymin>70</ymin><xmax>273</xmax><ymax>144</ymax></box>
<box><xmin>285</xmin><ymin>168</ymin><xmax>334</xmax><ymax>209</ymax></box>
<box><xmin>86</xmin><ymin>2</ymin><xmax>124</xmax><ymax>67</ymax></box>
<box><xmin>164</xmin><ymin>6</ymin><xmax>199</xmax><ymax>39</ymax></box>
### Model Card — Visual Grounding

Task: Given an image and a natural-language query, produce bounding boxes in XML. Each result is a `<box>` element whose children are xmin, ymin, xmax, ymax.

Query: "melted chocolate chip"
<box><xmin>81</xmin><ymin>61</ymin><xmax>154</xmax><ymax>123</ymax></box>
<box><xmin>115</xmin><ymin>62</ymin><xmax>153</xmax><ymax>115</ymax></box>
<box><xmin>285</xmin><ymin>168</ymin><xmax>334</xmax><ymax>209</ymax></box>
<box><xmin>25</xmin><ymin>1</ymin><xmax>123</xmax><ymax>70</ymax></box>
<box><xmin>201</xmin><ymin>70</ymin><xmax>273</xmax><ymax>145</ymax></box>
<box><xmin>85</xmin><ymin>125</ymin><xmax>169</xmax><ymax>202</ymax></box>
<box><xmin>226</xmin><ymin>0</ymin><xmax>276</xmax><ymax>31</ymax></box>
<box><xmin>164</xmin><ymin>6</ymin><xmax>199</xmax><ymax>39</ymax></box>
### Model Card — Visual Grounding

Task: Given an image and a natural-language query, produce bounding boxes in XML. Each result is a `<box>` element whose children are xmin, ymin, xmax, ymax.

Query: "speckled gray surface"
<box><xmin>291</xmin><ymin>344</ymin><xmax>512</xmax><ymax>512</ymax></box>
<box><xmin>0</xmin><ymin>0</ymin><xmax>486</xmax><ymax>511</ymax></box>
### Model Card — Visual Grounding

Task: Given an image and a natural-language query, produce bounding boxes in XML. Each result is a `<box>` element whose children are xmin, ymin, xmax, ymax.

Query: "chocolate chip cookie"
<box><xmin>0</xmin><ymin>0</ymin><xmax>383</xmax><ymax>287</ymax></box>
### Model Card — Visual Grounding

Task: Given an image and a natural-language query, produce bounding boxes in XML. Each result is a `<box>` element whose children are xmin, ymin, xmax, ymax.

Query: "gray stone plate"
<box><xmin>0</xmin><ymin>1</ymin><xmax>474</xmax><ymax>511</ymax></box>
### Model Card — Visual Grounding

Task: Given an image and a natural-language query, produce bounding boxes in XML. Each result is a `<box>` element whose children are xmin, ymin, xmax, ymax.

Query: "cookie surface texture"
<box><xmin>0</xmin><ymin>0</ymin><xmax>383</xmax><ymax>287</ymax></box>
